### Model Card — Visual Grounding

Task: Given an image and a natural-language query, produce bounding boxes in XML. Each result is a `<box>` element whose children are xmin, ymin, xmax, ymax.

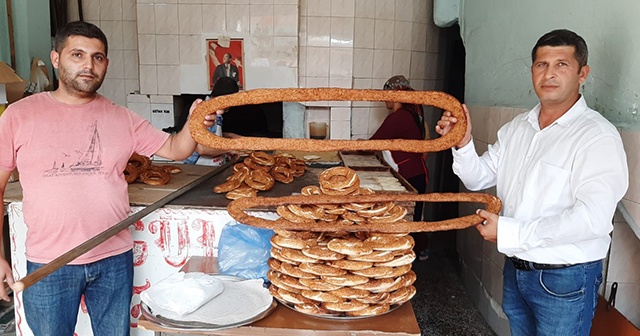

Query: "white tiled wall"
<box><xmin>68</xmin><ymin>0</ymin><xmax>140</xmax><ymax>107</ymax></box>
<box><xmin>614</xmin><ymin>129</ymin><xmax>640</xmax><ymax>328</ymax></box>
<box><xmin>300</xmin><ymin>0</ymin><xmax>441</xmax><ymax>141</ymax></box>
<box><xmin>75</xmin><ymin>0</ymin><xmax>442</xmax><ymax>140</ymax></box>
<box><xmin>79</xmin><ymin>0</ymin><xmax>299</xmax><ymax>104</ymax></box>
<box><xmin>455</xmin><ymin>105</ymin><xmax>533</xmax><ymax>335</ymax></box>
<box><xmin>606</xmin><ymin>211</ymin><xmax>640</xmax><ymax>328</ymax></box>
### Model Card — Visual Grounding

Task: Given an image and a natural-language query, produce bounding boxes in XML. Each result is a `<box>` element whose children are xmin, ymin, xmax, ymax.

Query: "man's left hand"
<box><xmin>475</xmin><ymin>209</ymin><xmax>498</xmax><ymax>243</ymax></box>
<box><xmin>188</xmin><ymin>99</ymin><xmax>217</xmax><ymax>127</ymax></box>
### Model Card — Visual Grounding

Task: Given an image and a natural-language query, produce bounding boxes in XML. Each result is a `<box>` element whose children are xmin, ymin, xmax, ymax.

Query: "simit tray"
<box><xmin>140</xmin><ymin>274</ymin><xmax>277</xmax><ymax>332</ymax></box>
<box><xmin>274</xmin><ymin>297</ymin><xmax>402</xmax><ymax>320</ymax></box>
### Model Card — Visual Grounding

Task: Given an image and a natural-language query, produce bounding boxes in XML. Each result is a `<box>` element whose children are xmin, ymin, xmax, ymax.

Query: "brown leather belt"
<box><xmin>509</xmin><ymin>256</ymin><xmax>573</xmax><ymax>271</ymax></box>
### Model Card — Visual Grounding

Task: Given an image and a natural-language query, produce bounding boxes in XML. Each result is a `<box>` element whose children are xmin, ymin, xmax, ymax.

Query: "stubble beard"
<box><xmin>58</xmin><ymin>65</ymin><xmax>104</xmax><ymax>98</ymax></box>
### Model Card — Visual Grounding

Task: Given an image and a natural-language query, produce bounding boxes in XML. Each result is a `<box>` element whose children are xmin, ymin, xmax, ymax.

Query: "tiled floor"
<box><xmin>411</xmin><ymin>233</ymin><xmax>496</xmax><ymax>336</ymax></box>
<box><xmin>0</xmin><ymin>294</ymin><xmax>14</xmax><ymax>335</ymax></box>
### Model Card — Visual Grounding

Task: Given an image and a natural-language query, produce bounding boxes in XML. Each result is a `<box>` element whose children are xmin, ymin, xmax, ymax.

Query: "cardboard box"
<box><xmin>0</xmin><ymin>61</ymin><xmax>27</xmax><ymax>105</ymax></box>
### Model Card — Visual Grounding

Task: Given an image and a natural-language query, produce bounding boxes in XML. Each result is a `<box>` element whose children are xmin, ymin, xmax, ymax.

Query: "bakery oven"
<box><xmin>172</xmin><ymin>94</ymin><xmax>283</xmax><ymax>139</ymax></box>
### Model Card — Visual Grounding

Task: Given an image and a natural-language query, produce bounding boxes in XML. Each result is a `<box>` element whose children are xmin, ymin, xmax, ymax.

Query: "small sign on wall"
<box><xmin>150</xmin><ymin>103</ymin><xmax>174</xmax><ymax>131</ymax></box>
<box><xmin>206</xmin><ymin>38</ymin><xmax>245</xmax><ymax>91</ymax></box>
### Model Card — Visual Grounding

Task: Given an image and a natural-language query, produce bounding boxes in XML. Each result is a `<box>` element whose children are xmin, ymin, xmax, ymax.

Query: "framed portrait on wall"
<box><xmin>206</xmin><ymin>38</ymin><xmax>245</xmax><ymax>91</ymax></box>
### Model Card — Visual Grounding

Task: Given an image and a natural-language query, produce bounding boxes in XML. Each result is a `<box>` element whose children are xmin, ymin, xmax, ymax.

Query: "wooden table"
<box><xmin>2</xmin><ymin>163</ymin><xmax>216</xmax><ymax>206</ymax></box>
<box><xmin>137</xmin><ymin>256</ymin><xmax>422</xmax><ymax>336</ymax></box>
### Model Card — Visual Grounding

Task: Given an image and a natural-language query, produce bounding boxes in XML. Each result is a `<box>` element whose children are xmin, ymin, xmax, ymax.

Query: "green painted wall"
<box><xmin>0</xmin><ymin>0</ymin><xmax>51</xmax><ymax>79</ymax></box>
<box><xmin>460</xmin><ymin>0</ymin><xmax>640</xmax><ymax>129</ymax></box>
<box><xmin>0</xmin><ymin>0</ymin><xmax>9</xmax><ymax>64</ymax></box>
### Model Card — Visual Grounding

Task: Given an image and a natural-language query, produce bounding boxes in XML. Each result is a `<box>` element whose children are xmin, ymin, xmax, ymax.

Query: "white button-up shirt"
<box><xmin>452</xmin><ymin>96</ymin><xmax>628</xmax><ymax>264</ymax></box>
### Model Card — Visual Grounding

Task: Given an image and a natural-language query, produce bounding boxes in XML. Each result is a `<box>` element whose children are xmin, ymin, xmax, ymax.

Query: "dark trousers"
<box><xmin>406</xmin><ymin>174</ymin><xmax>428</xmax><ymax>251</ymax></box>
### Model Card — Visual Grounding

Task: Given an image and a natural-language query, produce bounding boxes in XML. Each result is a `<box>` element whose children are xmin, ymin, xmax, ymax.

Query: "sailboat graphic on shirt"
<box><xmin>70</xmin><ymin>122</ymin><xmax>103</xmax><ymax>171</ymax></box>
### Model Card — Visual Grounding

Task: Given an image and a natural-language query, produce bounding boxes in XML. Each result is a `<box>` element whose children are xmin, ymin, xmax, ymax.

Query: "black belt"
<box><xmin>509</xmin><ymin>256</ymin><xmax>573</xmax><ymax>271</ymax></box>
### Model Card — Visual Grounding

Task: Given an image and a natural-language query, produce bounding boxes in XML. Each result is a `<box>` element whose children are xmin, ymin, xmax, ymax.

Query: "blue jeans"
<box><xmin>24</xmin><ymin>250</ymin><xmax>134</xmax><ymax>336</ymax></box>
<box><xmin>502</xmin><ymin>257</ymin><xmax>602</xmax><ymax>336</ymax></box>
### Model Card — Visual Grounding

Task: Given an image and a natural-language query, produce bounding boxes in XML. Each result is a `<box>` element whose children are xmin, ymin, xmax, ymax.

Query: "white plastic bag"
<box><xmin>140</xmin><ymin>272</ymin><xmax>224</xmax><ymax>316</ymax></box>
<box><xmin>29</xmin><ymin>58</ymin><xmax>51</xmax><ymax>93</ymax></box>
<box><xmin>34</xmin><ymin>65</ymin><xmax>50</xmax><ymax>92</ymax></box>
<box><xmin>218</xmin><ymin>221</ymin><xmax>274</xmax><ymax>281</ymax></box>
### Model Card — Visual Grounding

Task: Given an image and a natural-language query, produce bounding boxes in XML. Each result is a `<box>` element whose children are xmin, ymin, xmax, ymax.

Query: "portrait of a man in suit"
<box><xmin>213</xmin><ymin>53</ymin><xmax>239</xmax><ymax>85</ymax></box>
<box><xmin>207</xmin><ymin>39</ymin><xmax>244</xmax><ymax>90</ymax></box>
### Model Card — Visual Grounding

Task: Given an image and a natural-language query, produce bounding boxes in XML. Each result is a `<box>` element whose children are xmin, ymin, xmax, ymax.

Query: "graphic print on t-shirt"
<box><xmin>44</xmin><ymin>121</ymin><xmax>106</xmax><ymax>177</ymax></box>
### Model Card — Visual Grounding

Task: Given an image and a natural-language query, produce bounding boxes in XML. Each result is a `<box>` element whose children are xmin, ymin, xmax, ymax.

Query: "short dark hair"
<box><xmin>531</xmin><ymin>29</ymin><xmax>588</xmax><ymax>68</ymax></box>
<box><xmin>211</xmin><ymin>76</ymin><xmax>239</xmax><ymax>97</ymax></box>
<box><xmin>54</xmin><ymin>21</ymin><xmax>108</xmax><ymax>56</ymax></box>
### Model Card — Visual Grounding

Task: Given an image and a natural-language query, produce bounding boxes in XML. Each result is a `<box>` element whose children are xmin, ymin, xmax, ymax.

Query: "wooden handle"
<box><xmin>13</xmin><ymin>216</ymin><xmax>136</xmax><ymax>292</ymax></box>
<box><xmin>12</xmin><ymin>161</ymin><xmax>232</xmax><ymax>293</ymax></box>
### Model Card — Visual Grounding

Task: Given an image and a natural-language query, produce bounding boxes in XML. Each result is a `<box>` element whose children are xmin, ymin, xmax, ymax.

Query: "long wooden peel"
<box><xmin>11</xmin><ymin>161</ymin><xmax>233</xmax><ymax>293</ymax></box>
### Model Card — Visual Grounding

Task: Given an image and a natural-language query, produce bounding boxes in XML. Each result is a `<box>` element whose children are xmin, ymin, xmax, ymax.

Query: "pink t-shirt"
<box><xmin>0</xmin><ymin>92</ymin><xmax>169</xmax><ymax>264</ymax></box>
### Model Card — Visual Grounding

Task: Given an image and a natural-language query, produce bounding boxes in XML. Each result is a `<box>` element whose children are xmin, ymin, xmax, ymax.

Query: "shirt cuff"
<box><xmin>452</xmin><ymin>138</ymin><xmax>475</xmax><ymax>156</ymax></box>
<box><xmin>497</xmin><ymin>216</ymin><xmax>522</xmax><ymax>256</ymax></box>
<box><xmin>451</xmin><ymin>138</ymin><xmax>474</xmax><ymax>172</ymax></box>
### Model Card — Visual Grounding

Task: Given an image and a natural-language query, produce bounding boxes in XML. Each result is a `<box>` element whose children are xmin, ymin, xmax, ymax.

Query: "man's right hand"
<box><xmin>435</xmin><ymin>104</ymin><xmax>473</xmax><ymax>149</ymax></box>
<box><xmin>0</xmin><ymin>171</ymin><xmax>15</xmax><ymax>301</ymax></box>
<box><xmin>0</xmin><ymin>257</ymin><xmax>14</xmax><ymax>301</ymax></box>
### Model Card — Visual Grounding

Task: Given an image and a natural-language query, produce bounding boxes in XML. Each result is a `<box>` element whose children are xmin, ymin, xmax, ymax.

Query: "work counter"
<box><xmin>138</xmin><ymin>256</ymin><xmax>421</xmax><ymax>336</ymax></box>
<box><xmin>3</xmin><ymin>157</ymin><xmax>420</xmax><ymax>336</ymax></box>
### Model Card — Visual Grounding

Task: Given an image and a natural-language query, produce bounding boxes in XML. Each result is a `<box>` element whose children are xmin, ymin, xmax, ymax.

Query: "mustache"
<box><xmin>76</xmin><ymin>70</ymin><xmax>97</xmax><ymax>78</ymax></box>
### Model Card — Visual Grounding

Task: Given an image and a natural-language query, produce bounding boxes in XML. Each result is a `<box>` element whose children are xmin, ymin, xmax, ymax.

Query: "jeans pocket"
<box><xmin>594</xmin><ymin>271</ymin><xmax>603</xmax><ymax>289</ymax></box>
<box><xmin>592</xmin><ymin>271</ymin><xmax>603</xmax><ymax>313</ymax></box>
<box><xmin>539</xmin><ymin>266</ymin><xmax>585</xmax><ymax>300</ymax></box>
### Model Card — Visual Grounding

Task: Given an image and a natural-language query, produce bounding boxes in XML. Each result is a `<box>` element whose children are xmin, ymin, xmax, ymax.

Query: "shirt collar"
<box><xmin>526</xmin><ymin>95</ymin><xmax>587</xmax><ymax>129</ymax></box>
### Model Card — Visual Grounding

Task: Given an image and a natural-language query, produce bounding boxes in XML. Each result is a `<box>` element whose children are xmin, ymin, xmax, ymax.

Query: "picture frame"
<box><xmin>206</xmin><ymin>38</ymin><xmax>245</xmax><ymax>91</ymax></box>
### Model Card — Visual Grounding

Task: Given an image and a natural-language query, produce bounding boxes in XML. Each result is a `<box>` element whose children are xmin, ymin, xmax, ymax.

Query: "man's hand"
<box><xmin>435</xmin><ymin>104</ymin><xmax>473</xmax><ymax>148</ymax></box>
<box><xmin>155</xmin><ymin>99</ymin><xmax>214</xmax><ymax>160</ymax></box>
<box><xmin>475</xmin><ymin>209</ymin><xmax>498</xmax><ymax>243</ymax></box>
<box><xmin>0</xmin><ymin>258</ymin><xmax>14</xmax><ymax>301</ymax></box>
<box><xmin>222</xmin><ymin>132</ymin><xmax>242</xmax><ymax>139</ymax></box>
<box><xmin>188</xmin><ymin>99</ymin><xmax>217</xmax><ymax>127</ymax></box>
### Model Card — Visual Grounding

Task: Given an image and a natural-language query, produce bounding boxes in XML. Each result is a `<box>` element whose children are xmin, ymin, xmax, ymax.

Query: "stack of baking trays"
<box><xmin>266</xmin><ymin>166</ymin><xmax>417</xmax><ymax>318</ymax></box>
<box><xmin>340</xmin><ymin>151</ymin><xmax>417</xmax><ymax>214</ymax></box>
<box><xmin>272</xmin><ymin>150</ymin><xmax>343</xmax><ymax>168</ymax></box>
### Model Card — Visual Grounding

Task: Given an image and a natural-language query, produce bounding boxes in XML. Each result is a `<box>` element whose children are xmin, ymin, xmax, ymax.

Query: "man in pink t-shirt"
<box><xmin>0</xmin><ymin>21</ymin><xmax>216</xmax><ymax>335</ymax></box>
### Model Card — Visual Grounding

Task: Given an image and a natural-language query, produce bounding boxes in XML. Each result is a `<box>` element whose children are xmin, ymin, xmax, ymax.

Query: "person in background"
<box><xmin>184</xmin><ymin>77</ymin><xmax>241</xmax><ymax>166</ymax></box>
<box><xmin>0</xmin><ymin>21</ymin><xmax>216</xmax><ymax>335</ymax></box>
<box><xmin>185</xmin><ymin>76</ymin><xmax>280</xmax><ymax>166</ymax></box>
<box><xmin>370</xmin><ymin>75</ymin><xmax>430</xmax><ymax>261</ymax></box>
<box><xmin>435</xmin><ymin>29</ymin><xmax>628</xmax><ymax>335</ymax></box>
<box><xmin>213</xmin><ymin>77</ymin><xmax>277</xmax><ymax>138</ymax></box>
<box><xmin>213</xmin><ymin>52</ymin><xmax>239</xmax><ymax>86</ymax></box>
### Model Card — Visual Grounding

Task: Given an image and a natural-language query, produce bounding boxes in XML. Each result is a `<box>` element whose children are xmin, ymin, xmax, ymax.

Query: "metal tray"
<box><xmin>141</xmin><ymin>300</ymin><xmax>277</xmax><ymax>332</ymax></box>
<box><xmin>339</xmin><ymin>151</ymin><xmax>388</xmax><ymax>169</ymax></box>
<box><xmin>274</xmin><ymin>297</ymin><xmax>402</xmax><ymax>320</ymax></box>
<box><xmin>140</xmin><ymin>274</ymin><xmax>277</xmax><ymax>332</ymax></box>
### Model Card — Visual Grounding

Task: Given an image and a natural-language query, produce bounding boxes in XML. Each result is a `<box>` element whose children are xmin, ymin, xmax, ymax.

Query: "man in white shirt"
<box><xmin>435</xmin><ymin>29</ymin><xmax>628</xmax><ymax>336</ymax></box>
